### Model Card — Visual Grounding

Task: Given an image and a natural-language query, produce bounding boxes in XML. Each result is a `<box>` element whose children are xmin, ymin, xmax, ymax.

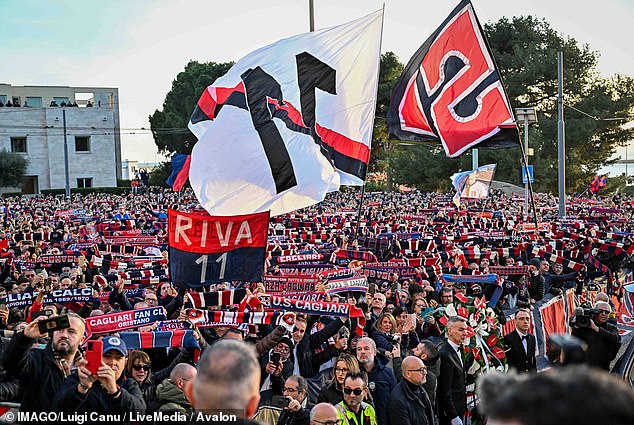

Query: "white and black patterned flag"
<box><xmin>188</xmin><ymin>11</ymin><xmax>383</xmax><ymax>216</ymax></box>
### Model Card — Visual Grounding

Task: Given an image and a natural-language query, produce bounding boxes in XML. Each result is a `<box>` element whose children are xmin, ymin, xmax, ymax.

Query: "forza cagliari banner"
<box><xmin>188</xmin><ymin>10</ymin><xmax>383</xmax><ymax>216</ymax></box>
<box><xmin>168</xmin><ymin>209</ymin><xmax>268</xmax><ymax>288</ymax></box>
<box><xmin>387</xmin><ymin>0</ymin><xmax>519</xmax><ymax>157</ymax></box>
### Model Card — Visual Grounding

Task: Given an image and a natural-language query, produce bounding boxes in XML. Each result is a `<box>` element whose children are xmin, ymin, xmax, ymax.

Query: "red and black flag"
<box><xmin>589</xmin><ymin>175</ymin><xmax>607</xmax><ymax>194</ymax></box>
<box><xmin>387</xmin><ymin>0</ymin><xmax>519</xmax><ymax>157</ymax></box>
<box><xmin>166</xmin><ymin>153</ymin><xmax>191</xmax><ymax>191</ymax></box>
<box><xmin>168</xmin><ymin>209</ymin><xmax>269</xmax><ymax>288</ymax></box>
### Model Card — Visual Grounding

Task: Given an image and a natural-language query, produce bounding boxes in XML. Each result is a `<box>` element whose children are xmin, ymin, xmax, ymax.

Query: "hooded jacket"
<box><xmin>156</xmin><ymin>378</ymin><xmax>193</xmax><ymax>414</ymax></box>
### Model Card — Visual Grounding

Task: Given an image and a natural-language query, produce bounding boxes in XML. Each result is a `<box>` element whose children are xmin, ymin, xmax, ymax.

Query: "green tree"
<box><xmin>390</xmin><ymin>16</ymin><xmax>634</xmax><ymax>193</ymax></box>
<box><xmin>148</xmin><ymin>161</ymin><xmax>171</xmax><ymax>188</ymax></box>
<box><xmin>0</xmin><ymin>150</ymin><xmax>28</xmax><ymax>188</ymax></box>
<box><xmin>370</xmin><ymin>52</ymin><xmax>404</xmax><ymax>190</ymax></box>
<box><xmin>149</xmin><ymin>60</ymin><xmax>234</xmax><ymax>154</ymax></box>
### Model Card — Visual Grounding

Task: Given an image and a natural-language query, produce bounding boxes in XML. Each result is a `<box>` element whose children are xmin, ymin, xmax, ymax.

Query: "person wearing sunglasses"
<box><xmin>317</xmin><ymin>353</ymin><xmax>361</xmax><ymax>405</ymax></box>
<box><xmin>387</xmin><ymin>356</ymin><xmax>434</xmax><ymax>425</ymax></box>
<box><xmin>125</xmin><ymin>349</ymin><xmax>189</xmax><ymax>411</ymax></box>
<box><xmin>571</xmin><ymin>301</ymin><xmax>620</xmax><ymax>370</ymax></box>
<box><xmin>335</xmin><ymin>372</ymin><xmax>376</xmax><ymax>425</ymax></box>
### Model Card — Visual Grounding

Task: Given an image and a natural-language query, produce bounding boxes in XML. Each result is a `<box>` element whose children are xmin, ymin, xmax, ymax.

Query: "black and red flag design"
<box><xmin>387</xmin><ymin>0</ymin><xmax>519</xmax><ymax>157</ymax></box>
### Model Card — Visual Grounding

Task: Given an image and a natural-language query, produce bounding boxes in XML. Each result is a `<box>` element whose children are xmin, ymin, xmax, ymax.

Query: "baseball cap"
<box><xmin>102</xmin><ymin>336</ymin><xmax>128</xmax><ymax>357</ymax></box>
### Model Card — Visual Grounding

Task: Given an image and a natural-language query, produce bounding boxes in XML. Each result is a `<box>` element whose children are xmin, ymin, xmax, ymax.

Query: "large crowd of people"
<box><xmin>0</xmin><ymin>187</ymin><xmax>633</xmax><ymax>424</ymax></box>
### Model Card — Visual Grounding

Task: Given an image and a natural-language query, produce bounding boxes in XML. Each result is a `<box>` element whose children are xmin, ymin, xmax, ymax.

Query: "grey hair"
<box><xmin>356</xmin><ymin>336</ymin><xmax>376</xmax><ymax>351</ymax></box>
<box><xmin>447</xmin><ymin>316</ymin><xmax>467</xmax><ymax>327</ymax></box>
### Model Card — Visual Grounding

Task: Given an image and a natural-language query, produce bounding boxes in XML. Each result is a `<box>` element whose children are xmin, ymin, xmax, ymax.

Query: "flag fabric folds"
<box><xmin>589</xmin><ymin>175</ymin><xmax>607</xmax><ymax>194</ymax></box>
<box><xmin>387</xmin><ymin>0</ymin><xmax>519</xmax><ymax>157</ymax></box>
<box><xmin>168</xmin><ymin>209</ymin><xmax>269</xmax><ymax>288</ymax></box>
<box><xmin>188</xmin><ymin>11</ymin><xmax>383</xmax><ymax>216</ymax></box>
<box><xmin>166</xmin><ymin>153</ymin><xmax>191</xmax><ymax>191</ymax></box>
<box><xmin>451</xmin><ymin>163</ymin><xmax>497</xmax><ymax>207</ymax></box>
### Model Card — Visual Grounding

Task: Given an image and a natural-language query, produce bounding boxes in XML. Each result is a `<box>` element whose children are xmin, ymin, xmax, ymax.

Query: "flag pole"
<box><xmin>518</xmin><ymin>142</ymin><xmax>539</xmax><ymax>230</ymax></box>
<box><xmin>353</xmin><ymin>4</ymin><xmax>385</xmax><ymax>243</ymax></box>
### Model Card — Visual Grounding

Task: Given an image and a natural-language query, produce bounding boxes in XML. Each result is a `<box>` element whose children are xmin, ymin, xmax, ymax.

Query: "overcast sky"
<box><xmin>1</xmin><ymin>0</ymin><xmax>632</xmax><ymax>165</ymax></box>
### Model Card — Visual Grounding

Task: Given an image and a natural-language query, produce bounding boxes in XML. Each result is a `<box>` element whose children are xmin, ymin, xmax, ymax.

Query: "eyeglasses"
<box><xmin>406</xmin><ymin>367</ymin><xmax>427</xmax><ymax>373</ymax></box>
<box><xmin>343</xmin><ymin>387</ymin><xmax>364</xmax><ymax>395</ymax></box>
<box><xmin>132</xmin><ymin>364</ymin><xmax>151</xmax><ymax>371</ymax></box>
<box><xmin>312</xmin><ymin>420</ymin><xmax>343</xmax><ymax>425</ymax></box>
<box><xmin>283</xmin><ymin>387</ymin><xmax>299</xmax><ymax>393</ymax></box>
<box><xmin>415</xmin><ymin>304</ymin><xmax>425</xmax><ymax>308</ymax></box>
<box><xmin>598</xmin><ymin>309</ymin><xmax>610</xmax><ymax>314</ymax></box>
<box><xmin>334</xmin><ymin>367</ymin><xmax>349</xmax><ymax>374</ymax></box>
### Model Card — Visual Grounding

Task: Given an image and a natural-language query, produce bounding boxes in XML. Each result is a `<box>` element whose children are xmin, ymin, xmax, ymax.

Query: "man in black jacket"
<box><xmin>54</xmin><ymin>336</ymin><xmax>146</xmax><ymax>418</ymax></box>
<box><xmin>291</xmin><ymin>316</ymin><xmax>345</xmax><ymax>379</ymax></box>
<box><xmin>276</xmin><ymin>375</ymin><xmax>311</xmax><ymax>425</ymax></box>
<box><xmin>356</xmin><ymin>336</ymin><xmax>396</xmax><ymax>425</ymax></box>
<box><xmin>571</xmin><ymin>301</ymin><xmax>621</xmax><ymax>370</ymax></box>
<box><xmin>3</xmin><ymin>312</ymin><xmax>85</xmax><ymax>412</ymax></box>
<box><xmin>438</xmin><ymin>316</ymin><xmax>467</xmax><ymax>425</ymax></box>
<box><xmin>503</xmin><ymin>309</ymin><xmax>536</xmax><ymax>373</ymax></box>
<box><xmin>413</xmin><ymin>339</ymin><xmax>440</xmax><ymax>412</ymax></box>
<box><xmin>387</xmin><ymin>356</ymin><xmax>434</xmax><ymax>425</ymax></box>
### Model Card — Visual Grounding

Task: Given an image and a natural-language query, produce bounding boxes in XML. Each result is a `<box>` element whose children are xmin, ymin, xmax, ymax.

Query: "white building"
<box><xmin>121</xmin><ymin>159</ymin><xmax>160</xmax><ymax>181</ymax></box>
<box><xmin>0</xmin><ymin>84</ymin><xmax>121</xmax><ymax>193</ymax></box>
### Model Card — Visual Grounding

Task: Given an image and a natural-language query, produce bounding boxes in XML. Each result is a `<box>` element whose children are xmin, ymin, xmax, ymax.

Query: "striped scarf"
<box><xmin>119</xmin><ymin>330</ymin><xmax>200</xmax><ymax>350</ymax></box>
<box><xmin>187</xmin><ymin>309</ymin><xmax>296</xmax><ymax>332</ymax></box>
<box><xmin>259</xmin><ymin>294</ymin><xmax>365</xmax><ymax>335</ymax></box>
<box><xmin>329</xmin><ymin>249</ymin><xmax>377</xmax><ymax>264</ymax></box>
<box><xmin>531</xmin><ymin>247</ymin><xmax>584</xmax><ymax>271</ymax></box>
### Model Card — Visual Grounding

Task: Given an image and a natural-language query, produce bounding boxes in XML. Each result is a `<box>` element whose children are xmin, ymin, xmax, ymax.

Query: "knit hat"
<box><xmin>528</xmin><ymin>258</ymin><xmax>541</xmax><ymax>268</ymax></box>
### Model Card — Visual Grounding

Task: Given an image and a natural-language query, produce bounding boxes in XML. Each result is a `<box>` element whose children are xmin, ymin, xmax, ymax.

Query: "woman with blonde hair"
<box><xmin>371</xmin><ymin>312</ymin><xmax>399</xmax><ymax>351</ymax></box>
<box><xmin>316</xmin><ymin>352</ymin><xmax>361</xmax><ymax>405</ymax></box>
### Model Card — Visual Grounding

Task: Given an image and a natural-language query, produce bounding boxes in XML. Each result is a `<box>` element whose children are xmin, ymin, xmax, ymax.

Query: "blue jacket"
<box><xmin>366</xmin><ymin>356</ymin><xmax>397</xmax><ymax>425</ymax></box>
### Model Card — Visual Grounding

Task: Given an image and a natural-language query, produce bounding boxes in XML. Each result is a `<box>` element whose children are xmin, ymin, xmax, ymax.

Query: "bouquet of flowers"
<box><xmin>440</xmin><ymin>292</ymin><xmax>507</xmax><ymax>425</ymax></box>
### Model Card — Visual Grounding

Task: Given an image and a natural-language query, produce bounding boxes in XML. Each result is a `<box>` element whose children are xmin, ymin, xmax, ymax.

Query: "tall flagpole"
<box><xmin>309</xmin><ymin>0</ymin><xmax>314</xmax><ymax>31</ymax></box>
<box><xmin>557</xmin><ymin>51</ymin><xmax>566</xmax><ymax>217</ymax></box>
<box><xmin>353</xmin><ymin>5</ymin><xmax>385</xmax><ymax>241</ymax></box>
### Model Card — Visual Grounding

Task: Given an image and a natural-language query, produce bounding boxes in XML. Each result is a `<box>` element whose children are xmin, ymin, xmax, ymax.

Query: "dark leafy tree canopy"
<box><xmin>149</xmin><ymin>60</ymin><xmax>233</xmax><ymax>154</ymax></box>
<box><xmin>0</xmin><ymin>150</ymin><xmax>28</xmax><ymax>188</ymax></box>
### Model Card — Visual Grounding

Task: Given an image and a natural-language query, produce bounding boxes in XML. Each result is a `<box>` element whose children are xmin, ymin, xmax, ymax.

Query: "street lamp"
<box><xmin>515</xmin><ymin>107</ymin><xmax>538</xmax><ymax>219</ymax></box>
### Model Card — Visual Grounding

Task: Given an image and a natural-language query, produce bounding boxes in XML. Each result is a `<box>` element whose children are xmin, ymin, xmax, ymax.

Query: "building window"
<box><xmin>0</xmin><ymin>95</ymin><xmax>6</xmax><ymax>105</ymax></box>
<box><xmin>75</xmin><ymin>136</ymin><xmax>91</xmax><ymax>152</ymax></box>
<box><xmin>53</xmin><ymin>97</ymin><xmax>69</xmax><ymax>106</ymax></box>
<box><xmin>10</xmin><ymin>137</ymin><xmax>27</xmax><ymax>153</ymax></box>
<box><xmin>25</xmin><ymin>97</ymin><xmax>42</xmax><ymax>108</ymax></box>
<box><xmin>77</xmin><ymin>178</ymin><xmax>93</xmax><ymax>189</ymax></box>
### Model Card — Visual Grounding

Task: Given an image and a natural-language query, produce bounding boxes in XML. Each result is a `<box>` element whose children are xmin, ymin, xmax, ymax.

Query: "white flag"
<box><xmin>451</xmin><ymin>163</ymin><xmax>497</xmax><ymax>207</ymax></box>
<box><xmin>188</xmin><ymin>10</ymin><xmax>382</xmax><ymax>216</ymax></box>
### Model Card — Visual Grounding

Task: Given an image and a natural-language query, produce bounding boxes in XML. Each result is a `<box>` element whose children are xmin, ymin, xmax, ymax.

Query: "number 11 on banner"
<box><xmin>195</xmin><ymin>253</ymin><xmax>228</xmax><ymax>283</ymax></box>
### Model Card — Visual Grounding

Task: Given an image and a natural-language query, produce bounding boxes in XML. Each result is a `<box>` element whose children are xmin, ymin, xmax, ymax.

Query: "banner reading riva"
<box><xmin>168</xmin><ymin>209</ymin><xmax>269</xmax><ymax>288</ymax></box>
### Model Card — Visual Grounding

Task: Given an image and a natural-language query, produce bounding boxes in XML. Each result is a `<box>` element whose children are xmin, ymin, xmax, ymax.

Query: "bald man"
<box><xmin>310</xmin><ymin>403</ymin><xmax>340</xmax><ymax>425</ymax></box>
<box><xmin>388</xmin><ymin>356</ymin><xmax>434</xmax><ymax>425</ymax></box>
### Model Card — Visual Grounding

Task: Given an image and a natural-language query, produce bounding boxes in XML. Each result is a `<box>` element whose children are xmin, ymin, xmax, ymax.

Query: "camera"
<box><xmin>385</xmin><ymin>333</ymin><xmax>400</xmax><ymax>344</ymax></box>
<box><xmin>571</xmin><ymin>307</ymin><xmax>599</xmax><ymax>328</ymax></box>
<box><xmin>271</xmin><ymin>395</ymin><xmax>290</xmax><ymax>409</ymax></box>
